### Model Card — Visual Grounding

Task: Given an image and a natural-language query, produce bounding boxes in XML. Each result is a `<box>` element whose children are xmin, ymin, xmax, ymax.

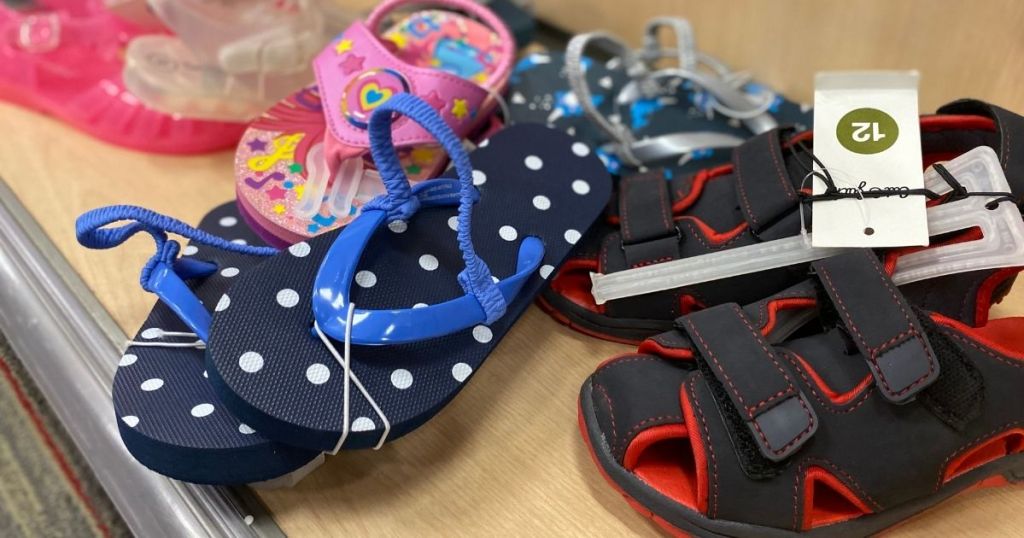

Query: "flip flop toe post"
<box><xmin>208</xmin><ymin>94</ymin><xmax>613</xmax><ymax>451</ymax></box>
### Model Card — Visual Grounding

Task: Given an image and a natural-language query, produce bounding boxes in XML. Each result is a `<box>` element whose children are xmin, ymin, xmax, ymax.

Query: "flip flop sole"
<box><xmin>208</xmin><ymin>124</ymin><xmax>612</xmax><ymax>451</ymax></box>
<box><xmin>113</xmin><ymin>202</ymin><xmax>320</xmax><ymax>485</ymax></box>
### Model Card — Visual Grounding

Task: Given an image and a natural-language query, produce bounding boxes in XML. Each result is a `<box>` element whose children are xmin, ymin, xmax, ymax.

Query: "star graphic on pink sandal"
<box><xmin>266</xmin><ymin>186</ymin><xmax>287</xmax><ymax>201</ymax></box>
<box><xmin>423</xmin><ymin>90</ymin><xmax>445</xmax><ymax>111</ymax></box>
<box><xmin>339</xmin><ymin>54</ymin><xmax>365</xmax><ymax>75</ymax></box>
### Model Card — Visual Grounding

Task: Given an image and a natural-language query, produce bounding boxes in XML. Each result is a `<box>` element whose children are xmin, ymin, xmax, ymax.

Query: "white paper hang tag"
<box><xmin>589</xmin><ymin>146</ymin><xmax>1024</xmax><ymax>305</ymax></box>
<box><xmin>811</xmin><ymin>71</ymin><xmax>927</xmax><ymax>247</ymax></box>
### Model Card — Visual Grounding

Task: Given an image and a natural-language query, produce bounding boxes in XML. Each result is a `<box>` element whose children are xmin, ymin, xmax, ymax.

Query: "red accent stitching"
<box><xmin>621</xmin><ymin>177</ymin><xmax>635</xmax><ymax>242</ymax></box>
<box><xmin>594</xmin><ymin>355</ymin><xmax>662</xmax><ymax>375</ymax></box>
<box><xmin>689</xmin><ymin>376</ymin><xmax>719</xmax><ymax>518</ymax></box>
<box><xmin>626</xmin><ymin>257</ymin><xmax>675</xmax><ymax>266</ymax></box>
<box><xmin>678</xmin><ymin>220</ymin><xmax>749</xmax><ymax>250</ymax></box>
<box><xmin>768</xmin><ymin>133</ymin><xmax>798</xmax><ymax>202</ymax></box>
<box><xmin>685</xmin><ymin>312</ymin><xmax>815</xmax><ymax>456</ymax></box>
<box><xmin>732</xmin><ymin>304</ymin><xmax>798</xmax><ymax>414</ymax></box>
<box><xmin>947</xmin><ymin>332</ymin><xmax>1024</xmax><ymax>370</ymax></box>
<box><xmin>781</xmin><ymin>351</ymin><xmax>874</xmax><ymax>413</ymax></box>
<box><xmin>734</xmin><ymin>148</ymin><xmax>760</xmax><ymax>228</ymax></box>
<box><xmin>623</xmin><ymin>415</ymin><xmax>684</xmax><ymax>449</ymax></box>
<box><xmin>593</xmin><ymin>382</ymin><xmax>619</xmax><ymax>453</ymax></box>
<box><xmin>816</xmin><ymin>255</ymin><xmax>937</xmax><ymax>398</ymax></box>
<box><xmin>935</xmin><ymin>421</ymin><xmax>1023</xmax><ymax>491</ymax></box>
<box><xmin>656</xmin><ymin>175</ymin><xmax>672</xmax><ymax>234</ymax></box>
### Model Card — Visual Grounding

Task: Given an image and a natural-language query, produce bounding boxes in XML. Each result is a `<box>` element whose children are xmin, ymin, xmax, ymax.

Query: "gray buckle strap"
<box><xmin>812</xmin><ymin>251</ymin><xmax>940</xmax><ymax>403</ymax></box>
<box><xmin>680</xmin><ymin>304</ymin><xmax>818</xmax><ymax>462</ymax></box>
<box><xmin>566</xmin><ymin>17</ymin><xmax>778</xmax><ymax>167</ymax></box>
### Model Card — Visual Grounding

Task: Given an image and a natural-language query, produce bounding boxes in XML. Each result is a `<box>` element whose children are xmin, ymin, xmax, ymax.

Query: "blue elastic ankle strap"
<box><xmin>312</xmin><ymin>93</ymin><xmax>544</xmax><ymax>345</ymax></box>
<box><xmin>76</xmin><ymin>205</ymin><xmax>277</xmax><ymax>340</ymax></box>
<box><xmin>362</xmin><ymin>93</ymin><xmax>505</xmax><ymax>320</ymax></box>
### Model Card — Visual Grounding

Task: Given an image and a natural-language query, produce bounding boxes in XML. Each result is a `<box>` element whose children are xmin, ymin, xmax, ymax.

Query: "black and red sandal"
<box><xmin>579</xmin><ymin>249</ymin><xmax>1024</xmax><ymax>536</ymax></box>
<box><xmin>541</xmin><ymin>99</ymin><xmax>1024</xmax><ymax>344</ymax></box>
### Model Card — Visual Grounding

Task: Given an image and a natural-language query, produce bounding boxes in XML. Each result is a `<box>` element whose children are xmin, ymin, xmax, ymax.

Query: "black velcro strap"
<box><xmin>812</xmin><ymin>251</ymin><xmax>940</xmax><ymax>403</ymax></box>
<box><xmin>937</xmin><ymin>99</ymin><xmax>1024</xmax><ymax>195</ymax></box>
<box><xmin>618</xmin><ymin>171</ymin><xmax>680</xmax><ymax>267</ymax></box>
<box><xmin>733</xmin><ymin>129</ymin><xmax>799</xmax><ymax>238</ymax></box>
<box><xmin>679</xmin><ymin>304</ymin><xmax>817</xmax><ymax>462</ymax></box>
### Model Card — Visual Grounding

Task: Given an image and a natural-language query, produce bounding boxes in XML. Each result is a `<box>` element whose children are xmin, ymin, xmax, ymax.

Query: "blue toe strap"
<box><xmin>312</xmin><ymin>93</ymin><xmax>545</xmax><ymax>345</ymax></box>
<box><xmin>75</xmin><ymin>205</ymin><xmax>277</xmax><ymax>341</ymax></box>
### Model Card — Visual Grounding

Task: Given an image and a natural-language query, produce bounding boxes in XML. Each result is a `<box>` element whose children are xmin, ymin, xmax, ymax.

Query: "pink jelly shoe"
<box><xmin>235</xmin><ymin>0</ymin><xmax>513</xmax><ymax>246</ymax></box>
<box><xmin>0</xmin><ymin>0</ymin><xmax>245</xmax><ymax>154</ymax></box>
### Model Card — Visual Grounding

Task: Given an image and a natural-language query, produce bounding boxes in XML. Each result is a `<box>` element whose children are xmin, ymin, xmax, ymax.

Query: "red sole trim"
<box><xmin>578</xmin><ymin>384</ymin><xmax>1023</xmax><ymax>537</ymax></box>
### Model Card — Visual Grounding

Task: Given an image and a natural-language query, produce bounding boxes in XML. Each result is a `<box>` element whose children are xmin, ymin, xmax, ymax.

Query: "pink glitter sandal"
<box><xmin>234</xmin><ymin>0</ymin><xmax>513</xmax><ymax>246</ymax></box>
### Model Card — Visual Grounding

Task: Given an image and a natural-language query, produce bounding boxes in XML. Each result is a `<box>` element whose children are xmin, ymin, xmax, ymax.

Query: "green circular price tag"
<box><xmin>836</xmin><ymin>107</ymin><xmax>899</xmax><ymax>154</ymax></box>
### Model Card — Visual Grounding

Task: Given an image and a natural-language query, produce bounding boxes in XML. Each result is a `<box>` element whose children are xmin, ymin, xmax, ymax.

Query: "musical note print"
<box><xmin>247</xmin><ymin>133</ymin><xmax>304</xmax><ymax>172</ymax></box>
<box><xmin>244</xmin><ymin>171</ymin><xmax>286</xmax><ymax>190</ymax></box>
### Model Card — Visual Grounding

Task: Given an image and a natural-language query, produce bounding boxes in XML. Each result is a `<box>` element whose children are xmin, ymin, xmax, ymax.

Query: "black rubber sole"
<box><xmin>578</xmin><ymin>378</ymin><xmax>1024</xmax><ymax>538</ymax></box>
<box><xmin>538</xmin><ymin>288</ymin><xmax>673</xmax><ymax>344</ymax></box>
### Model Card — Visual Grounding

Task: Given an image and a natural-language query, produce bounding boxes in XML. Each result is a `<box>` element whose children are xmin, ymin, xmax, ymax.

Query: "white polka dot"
<box><xmin>499</xmin><ymin>225</ymin><xmax>518</xmax><ymax>241</ymax></box>
<box><xmin>183</xmin><ymin>245</ymin><xmax>198</xmax><ymax>256</ymax></box>
<box><xmin>572</xmin><ymin>142</ymin><xmax>591</xmax><ymax>157</ymax></box>
<box><xmin>141</xmin><ymin>327</ymin><xmax>162</xmax><ymax>339</ymax></box>
<box><xmin>231</xmin><ymin>238</ymin><xmax>248</xmax><ymax>245</ymax></box>
<box><xmin>121</xmin><ymin>416</ymin><xmax>139</xmax><ymax>427</ymax></box>
<box><xmin>351</xmin><ymin>417</ymin><xmax>375</xmax><ymax>431</ymax></box>
<box><xmin>238</xmin><ymin>423</ymin><xmax>256</xmax><ymax>435</ymax></box>
<box><xmin>306</xmin><ymin>363</ymin><xmax>330</xmax><ymax>384</ymax></box>
<box><xmin>524</xmin><ymin>155</ymin><xmax>543</xmax><ymax>170</ymax></box>
<box><xmin>472</xmin><ymin>169</ymin><xmax>487</xmax><ymax>185</ymax></box>
<box><xmin>452</xmin><ymin>362</ymin><xmax>472</xmax><ymax>382</ymax></box>
<box><xmin>539</xmin><ymin>265</ymin><xmax>554</xmax><ymax>279</ymax></box>
<box><xmin>391</xmin><ymin>369</ymin><xmax>413</xmax><ymax>389</ymax></box>
<box><xmin>478</xmin><ymin>139</ymin><xmax>490</xmax><ymax>147</ymax></box>
<box><xmin>472</xmin><ymin>325</ymin><xmax>493</xmax><ymax>343</ymax></box>
<box><xmin>355</xmin><ymin>270</ymin><xmax>377</xmax><ymax>288</ymax></box>
<box><xmin>572</xmin><ymin>179</ymin><xmax>591</xmax><ymax>195</ymax></box>
<box><xmin>191</xmin><ymin>403</ymin><xmax>214</xmax><ymax>417</ymax></box>
<box><xmin>238</xmin><ymin>351</ymin><xmax>264</xmax><ymax>373</ymax></box>
<box><xmin>203</xmin><ymin>370</ymin><xmax>208</xmax><ymax>378</ymax></box>
<box><xmin>419</xmin><ymin>254</ymin><xmax>439</xmax><ymax>271</ymax></box>
<box><xmin>388</xmin><ymin>220</ymin><xmax>408</xmax><ymax>233</ymax></box>
<box><xmin>289</xmin><ymin>242</ymin><xmax>310</xmax><ymax>257</ymax></box>
<box><xmin>276</xmin><ymin>288</ymin><xmax>299</xmax><ymax>308</ymax></box>
<box><xmin>447</xmin><ymin>216</ymin><xmax>459</xmax><ymax>231</ymax></box>
<box><xmin>140</xmin><ymin>378</ymin><xmax>164</xmax><ymax>391</ymax></box>
<box><xmin>221</xmin><ymin>267</ymin><xmax>240</xmax><ymax>277</ymax></box>
<box><xmin>413</xmin><ymin>302</ymin><xmax>428</xmax><ymax>309</ymax></box>
<box><xmin>219</xmin><ymin>216</ymin><xmax>238</xmax><ymax>227</ymax></box>
<box><xmin>244</xmin><ymin>515</ymin><xmax>254</xmax><ymax>526</ymax></box>
<box><xmin>532</xmin><ymin>195</ymin><xmax>551</xmax><ymax>210</ymax></box>
<box><xmin>118</xmin><ymin>354</ymin><xmax>137</xmax><ymax>367</ymax></box>
<box><xmin>215</xmin><ymin>294</ymin><xmax>230</xmax><ymax>312</ymax></box>
<box><xmin>565</xmin><ymin>229</ymin><xmax>582</xmax><ymax>244</ymax></box>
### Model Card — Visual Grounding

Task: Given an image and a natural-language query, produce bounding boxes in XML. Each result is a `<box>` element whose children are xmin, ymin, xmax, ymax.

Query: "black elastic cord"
<box><xmin>788</xmin><ymin>142</ymin><xmax>1016</xmax><ymax>209</ymax></box>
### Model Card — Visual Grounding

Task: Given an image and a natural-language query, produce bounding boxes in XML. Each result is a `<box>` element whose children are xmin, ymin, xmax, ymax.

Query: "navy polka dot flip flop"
<box><xmin>75</xmin><ymin>202</ymin><xmax>320</xmax><ymax>485</ymax></box>
<box><xmin>205</xmin><ymin>94</ymin><xmax>612</xmax><ymax>452</ymax></box>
